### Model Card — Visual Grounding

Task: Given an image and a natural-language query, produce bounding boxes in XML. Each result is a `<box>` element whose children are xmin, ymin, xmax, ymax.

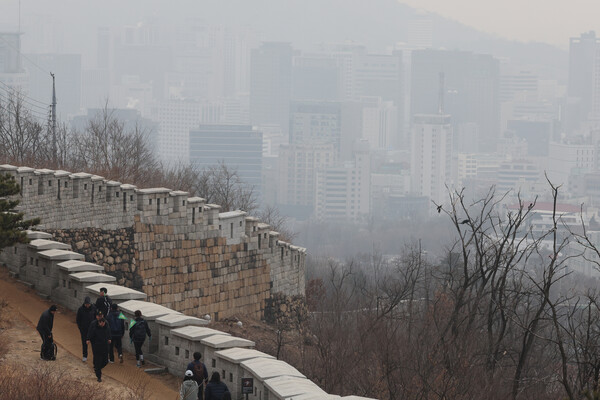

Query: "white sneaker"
<box><xmin>82</xmin><ymin>357</ymin><xmax>87</xmax><ymax>362</ymax></box>
<box><xmin>108</xmin><ymin>360</ymin><xmax>114</xmax><ymax>363</ymax></box>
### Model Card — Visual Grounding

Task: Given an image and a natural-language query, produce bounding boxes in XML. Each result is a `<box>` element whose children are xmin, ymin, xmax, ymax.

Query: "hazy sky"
<box><xmin>399</xmin><ymin>0</ymin><xmax>598</xmax><ymax>47</ymax></box>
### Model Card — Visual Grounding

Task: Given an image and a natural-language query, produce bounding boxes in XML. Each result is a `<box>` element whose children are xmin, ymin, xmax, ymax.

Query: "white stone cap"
<box><xmin>245</xmin><ymin>217</ymin><xmax>259</xmax><ymax>222</ymax></box>
<box><xmin>240</xmin><ymin>358</ymin><xmax>305</xmax><ymax>380</ymax></box>
<box><xmin>118</xmin><ymin>299</ymin><xmax>180</xmax><ymax>320</ymax></box>
<box><xmin>54</xmin><ymin>170</ymin><xmax>71</xmax><ymax>177</ymax></box>
<box><xmin>264</xmin><ymin>376</ymin><xmax>326</xmax><ymax>400</ymax></box>
<box><xmin>170</xmin><ymin>190</ymin><xmax>189</xmax><ymax>196</ymax></box>
<box><xmin>58</xmin><ymin>260</ymin><xmax>104</xmax><ymax>273</ymax></box>
<box><xmin>70</xmin><ymin>172</ymin><xmax>92</xmax><ymax>179</ymax></box>
<box><xmin>290</xmin><ymin>394</ymin><xmax>341</xmax><ymax>400</ymax></box>
<box><xmin>200</xmin><ymin>334</ymin><xmax>254</xmax><ymax>349</ymax></box>
<box><xmin>269</xmin><ymin>231</ymin><xmax>280</xmax><ymax>237</ymax></box>
<box><xmin>136</xmin><ymin>187</ymin><xmax>172</xmax><ymax>194</ymax></box>
<box><xmin>28</xmin><ymin>239</ymin><xmax>71</xmax><ymax>251</ymax></box>
<box><xmin>120</xmin><ymin>184</ymin><xmax>137</xmax><ymax>190</ymax></box>
<box><xmin>155</xmin><ymin>313</ymin><xmax>209</xmax><ymax>328</ymax></box>
<box><xmin>37</xmin><ymin>249</ymin><xmax>85</xmax><ymax>261</ymax></box>
<box><xmin>17</xmin><ymin>166</ymin><xmax>35</xmax><ymax>173</ymax></box>
<box><xmin>0</xmin><ymin>164</ymin><xmax>18</xmax><ymax>170</ymax></box>
<box><xmin>86</xmin><ymin>283</ymin><xmax>147</xmax><ymax>300</ymax></box>
<box><xmin>70</xmin><ymin>272</ymin><xmax>117</xmax><ymax>283</ymax></box>
<box><xmin>215</xmin><ymin>348</ymin><xmax>275</xmax><ymax>363</ymax></box>
<box><xmin>187</xmin><ymin>197</ymin><xmax>206</xmax><ymax>204</ymax></box>
<box><xmin>26</xmin><ymin>230</ymin><xmax>52</xmax><ymax>240</ymax></box>
<box><xmin>171</xmin><ymin>326</ymin><xmax>230</xmax><ymax>341</ymax></box>
<box><xmin>219</xmin><ymin>210</ymin><xmax>247</xmax><ymax>219</ymax></box>
<box><xmin>35</xmin><ymin>168</ymin><xmax>55</xmax><ymax>175</ymax></box>
<box><xmin>105</xmin><ymin>180</ymin><xmax>122</xmax><ymax>186</ymax></box>
<box><xmin>257</xmin><ymin>223</ymin><xmax>270</xmax><ymax>230</ymax></box>
<box><xmin>91</xmin><ymin>175</ymin><xmax>104</xmax><ymax>181</ymax></box>
<box><xmin>205</xmin><ymin>204</ymin><xmax>222</xmax><ymax>210</ymax></box>
<box><xmin>342</xmin><ymin>397</ymin><xmax>379</xmax><ymax>400</ymax></box>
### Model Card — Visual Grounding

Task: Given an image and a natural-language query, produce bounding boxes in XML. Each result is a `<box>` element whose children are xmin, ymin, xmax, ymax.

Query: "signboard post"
<box><xmin>242</xmin><ymin>377</ymin><xmax>254</xmax><ymax>400</ymax></box>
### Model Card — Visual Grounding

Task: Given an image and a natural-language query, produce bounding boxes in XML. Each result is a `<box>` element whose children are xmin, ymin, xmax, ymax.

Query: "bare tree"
<box><xmin>195</xmin><ymin>161</ymin><xmax>257</xmax><ymax>212</ymax></box>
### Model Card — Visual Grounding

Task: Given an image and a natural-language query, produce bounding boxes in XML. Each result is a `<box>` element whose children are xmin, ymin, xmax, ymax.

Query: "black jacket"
<box><xmin>76</xmin><ymin>303</ymin><xmax>97</xmax><ymax>333</ymax></box>
<box><xmin>36</xmin><ymin>308</ymin><xmax>54</xmax><ymax>337</ymax></box>
<box><xmin>95</xmin><ymin>295</ymin><xmax>112</xmax><ymax>317</ymax></box>
<box><xmin>129</xmin><ymin>318</ymin><xmax>151</xmax><ymax>342</ymax></box>
<box><xmin>205</xmin><ymin>381</ymin><xmax>229</xmax><ymax>400</ymax></box>
<box><xmin>87</xmin><ymin>319</ymin><xmax>112</xmax><ymax>346</ymax></box>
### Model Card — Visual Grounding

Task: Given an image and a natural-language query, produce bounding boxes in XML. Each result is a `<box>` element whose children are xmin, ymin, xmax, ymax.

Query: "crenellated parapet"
<box><xmin>0</xmin><ymin>164</ymin><xmax>306</xmax><ymax>322</ymax></box>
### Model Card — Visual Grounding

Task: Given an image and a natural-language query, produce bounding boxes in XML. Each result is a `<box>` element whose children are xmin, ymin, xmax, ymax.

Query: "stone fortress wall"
<box><xmin>0</xmin><ymin>164</ymin><xmax>305</xmax><ymax>322</ymax></box>
<box><xmin>0</xmin><ymin>230</ymin><xmax>374</xmax><ymax>400</ymax></box>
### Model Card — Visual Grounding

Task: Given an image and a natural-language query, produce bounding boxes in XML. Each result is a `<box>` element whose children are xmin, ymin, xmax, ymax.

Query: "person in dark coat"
<box><xmin>204</xmin><ymin>372</ymin><xmax>229</xmax><ymax>400</ymax></box>
<box><xmin>36</xmin><ymin>305</ymin><xmax>57</xmax><ymax>360</ymax></box>
<box><xmin>87</xmin><ymin>317</ymin><xmax>111</xmax><ymax>382</ymax></box>
<box><xmin>76</xmin><ymin>297</ymin><xmax>96</xmax><ymax>362</ymax></box>
<box><xmin>95</xmin><ymin>287</ymin><xmax>112</xmax><ymax>317</ymax></box>
<box><xmin>107</xmin><ymin>303</ymin><xmax>125</xmax><ymax>363</ymax></box>
<box><xmin>187</xmin><ymin>352</ymin><xmax>208</xmax><ymax>400</ymax></box>
<box><xmin>129</xmin><ymin>310</ymin><xmax>151</xmax><ymax>367</ymax></box>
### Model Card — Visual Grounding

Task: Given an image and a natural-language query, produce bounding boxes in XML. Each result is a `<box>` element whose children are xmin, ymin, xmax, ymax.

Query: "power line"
<box><xmin>0</xmin><ymin>35</ymin><xmax>49</xmax><ymax>76</ymax></box>
<box><xmin>0</xmin><ymin>92</ymin><xmax>49</xmax><ymax>120</ymax></box>
<box><xmin>0</xmin><ymin>80</ymin><xmax>49</xmax><ymax>107</ymax></box>
<box><xmin>0</xmin><ymin>90</ymin><xmax>49</xmax><ymax>114</ymax></box>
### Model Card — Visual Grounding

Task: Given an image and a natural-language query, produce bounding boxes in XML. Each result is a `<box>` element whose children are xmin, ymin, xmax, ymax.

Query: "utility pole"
<box><xmin>50</xmin><ymin>72</ymin><xmax>57</xmax><ymax>166</ymax></box>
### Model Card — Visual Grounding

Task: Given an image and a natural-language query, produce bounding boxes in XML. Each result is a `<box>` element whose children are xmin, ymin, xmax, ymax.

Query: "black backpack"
<box><xmin>41</xmin><ymin>337</ymin><xmax>57</xmax><ymax>360</ymax></box>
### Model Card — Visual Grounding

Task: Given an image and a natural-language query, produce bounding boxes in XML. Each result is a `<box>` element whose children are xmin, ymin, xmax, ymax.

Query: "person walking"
<box><xmin>204</xmin><ymin>372</ymin><xmax>229</xmax><ymax>400</ymax></box>
<box><xmin>129</xmin><ymin>310</ymin><xmax>151</xmax><ymax>367</ymax></box>
<box><xmin>36</xmin><ymin>305</ymin><xmax>57</xmax><ymax>360</ymax></box>
<box><xmin>187</xmin><ymin>352</ymin><xmax>208</xmax><ymax>400</ymax></box>
<box><xmin>87</xmin><ymin>317</ymin><xmax>111</xmax><ymax>382</ymax></box>
<box><xmin>179</xmin><ymin>370</ymin><xmax>199</xmax><ymax>400</ymax></box>
<box><xmin>107</xmin><ymin>303</ymin><xmax>125</xmax><ymax>363</ymax></box>
<box><xmin>76</xmin><ymin>296</ymin><xmax>96</xmax><ymax>362</ymax></box>
<box><xmin>95</xmin><ymin>287</ymin><xmax>112</xmax><ymax>317</ymax></box>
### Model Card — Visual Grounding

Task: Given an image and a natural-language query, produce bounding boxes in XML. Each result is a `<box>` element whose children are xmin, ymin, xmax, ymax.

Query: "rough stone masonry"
<box><xmin>0</xmin><ymin>165</ymin><xmax>307</xmax><ymax>323</ymax></box>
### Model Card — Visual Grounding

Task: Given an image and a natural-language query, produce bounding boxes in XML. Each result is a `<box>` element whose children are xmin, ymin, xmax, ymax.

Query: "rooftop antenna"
<box><xmin>438</xmin><ymin>71</ymin><xmax>445</xmax><ymax>114</ymax></box>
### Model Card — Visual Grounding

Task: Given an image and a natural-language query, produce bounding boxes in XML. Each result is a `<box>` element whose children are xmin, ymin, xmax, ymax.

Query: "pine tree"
<box><xmin>0</xmin><ymin>173</ymin><xmax>40</xmax><ymax>250</ymax></box>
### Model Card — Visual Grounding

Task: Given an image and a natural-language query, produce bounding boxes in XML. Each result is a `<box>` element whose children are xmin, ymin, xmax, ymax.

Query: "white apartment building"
<box><xmin>315</xmin><ymin>148</ymin><xmax>370</xmax><ymax>221</ymax></box>
<box><xmin>410</xmin><ymin>114</ymin><xmax>452</xmax><ymax>206</ymax></box>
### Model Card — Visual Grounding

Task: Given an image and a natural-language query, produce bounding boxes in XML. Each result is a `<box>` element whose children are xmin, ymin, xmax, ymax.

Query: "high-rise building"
<box><xmin>411</xmin><ymin>49</ymin><xmax>499</xmax><ymax>152</ymax></box>
<box><xmin>0</xmin><ymin>32</ymin><xmax>28</xmax><ymax>94</ymax></box>
<box><xmin>150</xmin><ymin>100</ymin><xmax>225</xmax><ymax>163</ymax></box>
<box><xmin>189</xmin><ymin>124</ymin><xmax>263</xmax><ymax>189</ymax></box>
<box><xmin>250</xmin><ymin>42</ymin><xmax>293</xmax><ymax>136</ymax></box>
<box><xmin>290</xmin><ymin>100</ymin><xmax>342</xmax><ymax>150</ymax></box>
<box><xmin>315</xmin><ymin>145</ymin><xmax>370</xmax><ymax>221</ymax></box>
<box><xmin>410</xmin><ymin>114</ymin><xmax>453</xmax><ymax>206</ymax></box>
<box><xmin>277</xmin><ymin>143</ymin><xmax>337</xmax><ymax>218</ymax></box>
<box><xmin>567</xmin><ymin>31</ymin><xmax>600</xmax><ymax>131</ymax></box>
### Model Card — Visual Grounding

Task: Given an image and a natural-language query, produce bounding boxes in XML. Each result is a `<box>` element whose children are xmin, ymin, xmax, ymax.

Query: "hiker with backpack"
<box><xmin>107</xmin><ymin>303</ymin><xmax>125</xmax><ymax>363</ymax></box>
<box><xmin>76</xmin><ymin>296</ymin><xmax>96</xmax><ymax>362</ymax></box>
<box><xmin>179</xmin><ymin>370</ymin><xmax>199</xmax><ymax>400</ymax></box>
<box><xmin>129</xmin><ymin>310</ymin><xmax>151</xmax><ymax>367</ymax></box>
<box><xmin>36</xmin><ymin>305</ymin><xmax>57</xmax><ymax>360</ymax></box>
<box><xmin>204</xmin><ymin>372</ymin><xmax>230</xmax><ymax>400</ymax></box>
<box><xmin>186</xmin><ymin>352</ymin><xmax>208</xmax><ymax>400</ymax></box>
<box><xmin>87</xmin><ymin>317</ymin><xmax>111</xmax><ymax>382</ymax></box>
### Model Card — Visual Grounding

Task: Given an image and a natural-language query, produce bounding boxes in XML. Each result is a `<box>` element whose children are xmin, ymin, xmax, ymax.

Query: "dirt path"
<box><xmin>0</xmin><ymin>269</ymin><xmax>179</xmax><ymax>400</ymax></box>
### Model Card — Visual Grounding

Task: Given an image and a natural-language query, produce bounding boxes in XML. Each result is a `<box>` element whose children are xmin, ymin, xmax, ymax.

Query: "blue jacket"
<box><xmin>107</xmin><ymin>310</ymin><xmax>125</xmax><ymax>337</ymax></box>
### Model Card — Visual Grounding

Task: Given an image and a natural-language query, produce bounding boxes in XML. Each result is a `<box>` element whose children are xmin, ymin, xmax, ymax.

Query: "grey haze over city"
<box><xmin>6</xmin><ymin>1</ymin><xmax>600</xmax><ymax>399</ymax></box>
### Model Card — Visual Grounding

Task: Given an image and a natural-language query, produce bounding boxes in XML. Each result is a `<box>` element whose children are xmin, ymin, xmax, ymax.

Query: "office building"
<box><xmin>189</xmin><ymin>124</ymin><xmax>263</xmax><ymax>188</ymax></box>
